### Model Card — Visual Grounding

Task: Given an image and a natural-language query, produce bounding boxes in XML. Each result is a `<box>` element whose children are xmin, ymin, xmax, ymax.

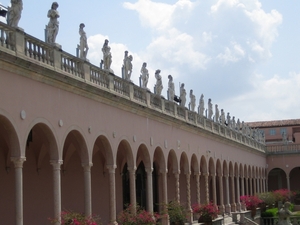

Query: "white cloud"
<box><xmin>217</xmin><ymin>42</ymin><xmax>245</xmax><ymax>64</ymax></box>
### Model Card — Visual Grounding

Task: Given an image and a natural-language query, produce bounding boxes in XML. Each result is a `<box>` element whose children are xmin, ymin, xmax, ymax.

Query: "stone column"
<box><xmin>204</xmin><ymin>173</ymin><xmax>209</xmax><ymax>203</ymax></box>
<box><xmin>241</xmin><ymin>176</ymin><xmax>245</xmax><ymax>210</ymax></box>
<box><xmin>82</xmin><ymin>162</ymin><xmax>93</xmax><ymax>216</ymax></box>
<box><xmin>107</xmin><ymin>165</ymin><xmax>117</xmax><ymax>225</ymax></box>
<box><xmin>236</xmin><ymin>175</ymin><xmax>241</xmax><ymax>211</ymax></box>
<box><xmin>50</xmin><ymin>160</ymin><xmax>63</xmax><ymax>225</ymax></box>
<box><xmin>253</xmin><ymin>178</ymin><xmax>256</xmax><ymax>194</ymax></box>
<box><xmin>225</xmin><ymin>175</ymin><xmax>231</xmax><ymax>213</ymax></box>
<box><xmin>195</xmin><ymin>172</ymin><xmax>201</xmax><ymax>204</ymax></box>
<box><xmin>146</xmin><ymin>167</ymin><xmax>154</xmax><ymax>213</ymax></box>
<box><xmin>174</xmin><ymin>171</ymin><xmax>180</xmax><ymax>203</ymax></box>
<box><xmin>257</xmin><ymin>177</ymin><xmax>260</xmax><ymax>194</ymax></box>
<box><xmin>266</xmin><ymin>177</ymin><xmax>268</xmax><ymax>192</ymax></box>
<box><xmin>12</xmin><ymin>157</ymin><xmax>26</xmax><ymax>225</ymax></box>
<box><xmin>287</xmin><ymin>176</ymin><xmax>291</xmax><ymax>192</ymax></box>
<box><xmin>245</xmin><ymin>177</ymin><xmax>249</xmax><ymax>196</ymax></box>
<box><xmin>249</xmin><ymin>178</ymin><xmax>253</xmax><ymax>196</ymax></box>
<box><xmin>129</xmin><ymin>167</ymin><xmax>137</xmax><ymax>213</ymax></box>
<box><xmin>260</xmin><ymin>177</ymin><xmax>263</xmax><ymax>193</ymax></box>
<box><xmin>230</xmin><ymin>174</ymin><xmax>236</xmax><ymax>212</ymax></box>
<box><xmin>211</xmin><ymin>174</ymin><xmax>217</xmax><ymax>206</ymax></box>
<box><xmin>186</xmin><ymin>172</ymin><xmax>193</xmax><ymax>223</ymax></box>
<box><xmin>161</xmin><ymin>170</ymin><xmax>169</xmax><ymax>225</ymax></box>
<box><xmin>218</xmin><ymin>175</ymin><xmax>224</xmax><ymax>214</ymax></box>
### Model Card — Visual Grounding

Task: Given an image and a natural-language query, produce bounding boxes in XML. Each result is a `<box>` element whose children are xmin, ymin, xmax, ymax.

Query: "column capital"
<box><xmin>145</xmin><ymin>167</ymin><xmax>153</xmax><ymax>174</ymax></box>
<box><xmin>160</xmin><ymin>168</ymin><xmax>168</xmax><ymax>174</ymax></box>
<box><xmin>82</xmin><ymin>162</ymin><xmax>93</xmax><ymax>171</ymax></box>
<box><xmin>50</xmin><ymin>160</ymin><xmax>63</xmax><ymax>169</ymax></box>
<box><xmin>11</xmin><ymin>157</ymin><xmax>26</xmax><ymax>168</ymax></box>
<box><xmin>173</xmin><ymin>169</ymin><xmax>180</xmax><ymax>175</ymax></box>
<box><xmin>128</xmin><ymin>166</ymin><xmax>137</xmax><ymax>173</ymax></box>
<box><xmin>107</xmin><ymin>164</ymin><xmax>117</xmax><ymax>173</ymax></box>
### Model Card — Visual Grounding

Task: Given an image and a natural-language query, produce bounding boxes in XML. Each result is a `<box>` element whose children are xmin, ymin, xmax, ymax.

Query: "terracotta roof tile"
<box><xmin>246</xmin><ymin>119</ymin><xmax>300</xmax><ymax>128</ymax></box>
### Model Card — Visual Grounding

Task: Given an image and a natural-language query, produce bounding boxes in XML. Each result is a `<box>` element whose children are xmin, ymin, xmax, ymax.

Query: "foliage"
<box><xmin>117</xmin><ymin>204</ymin><xmax>159</xmax><ymax>225</ymax></box>
<box><xmin>265</xmin><ymin>208</ymin><xmax>278</xmax><ymax>217</ymax></box>
<box><xmin>240</xmin><ymin>195</ymin><xmax>262</xmax><ymax>210</ymax></box>
<box><xmin>49</xmin><ymin>211</ymin><xmax>101</xmax><ymax>225</ymax></box>
<box><xmin>163</xmin><ymin>201</ymin><xmax>187</xmax><ymax>225</ymax></box>
<box><xmin>257</xmin><ymin>192</ymin><xmax>276</xmax><ymax>206</ymax></box>
<box><xmin>192</xmin><ymin>202</ymin><xmax>219</xmax><ymax>221</ymax></box>
<box><xmin>273</xmin><ymin>189</ymin><xmax>295</xmax><ymax>203</ymax></box>
<box><xmin>261</xmin><ymin>211</ymin><xmax>274</xmax><ymax>218</ymax></box>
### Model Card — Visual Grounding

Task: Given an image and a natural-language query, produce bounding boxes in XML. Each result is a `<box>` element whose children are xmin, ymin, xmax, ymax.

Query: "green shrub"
<box><xmin>261</xmin><ymin>212</ymin><xmax>274</xmax><ymax>218</ymax></box>
<box><xmin>265</xmin><ymin>208</ymin><xmax>278</xmax><ymax>217</ymax></box>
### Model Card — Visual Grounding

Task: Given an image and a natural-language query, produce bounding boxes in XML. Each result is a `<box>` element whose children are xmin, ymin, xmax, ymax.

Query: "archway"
<box><xmin>268</xmin><ymin>168</ymin><xmax>287</xmax><ymax>191</ymax></box>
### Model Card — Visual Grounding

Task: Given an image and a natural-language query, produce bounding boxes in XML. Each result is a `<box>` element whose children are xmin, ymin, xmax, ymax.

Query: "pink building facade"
<box><xmin>0</xmin><ymin>23</ymin><xmax>269</xmax><ymax>225</ymax></box>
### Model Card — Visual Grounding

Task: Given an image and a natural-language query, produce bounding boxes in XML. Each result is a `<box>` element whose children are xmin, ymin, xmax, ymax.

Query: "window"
<box><xmin>269</xmin><ymin>129</ymin><xmax>276</xmax><ymax>135</ymax></box>
<box><xmin>280</xmin><ymin>128</ymin><xmax>287</xmax><ymax>135</ymax></box>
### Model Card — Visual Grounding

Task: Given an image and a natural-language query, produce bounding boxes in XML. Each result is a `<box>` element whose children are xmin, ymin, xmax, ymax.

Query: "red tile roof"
<box><xmin>246</xmin><ymin>119</ymin><xmax>300</xmax><ymax>128</ymax></box>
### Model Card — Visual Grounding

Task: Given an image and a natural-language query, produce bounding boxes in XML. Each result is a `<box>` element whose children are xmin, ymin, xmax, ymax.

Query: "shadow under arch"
<box><xmin>268</xmin><ymin>168</ymin><xmax>287</xmax><ymax>191</ymax></box>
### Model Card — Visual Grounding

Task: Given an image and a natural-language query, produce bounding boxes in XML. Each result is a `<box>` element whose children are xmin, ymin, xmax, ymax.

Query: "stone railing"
<box><xmin>266</xmin><ymin>143</ymin><xmax>300</xmax><ymax>154</ymax></box>
<box><xmin>261</xmin><ymin>216</ymin><xmax>300</xmax><ymax>225</ymax></box>
<box><xmin>0</xmin><ymin>22</ymin><xmax>266</xmax><ymax>152</ymax></box>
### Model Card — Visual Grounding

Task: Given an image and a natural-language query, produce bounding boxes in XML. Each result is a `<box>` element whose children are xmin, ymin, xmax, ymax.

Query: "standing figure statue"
<box><xmin>102</xmin><ymin>39</ymin><xmax>112</xmax><ymax>71</ymax></box>
<box><xmin>215</xmin><ymin>104</ymin><xmax>220</xmax><ymax>123</ymax></box>
<box><xmin>140</xmin><ymin>62</ymin><xmax>149</xmax><ymax>89</ymax></box>
<box><xmin>189</xmin><ymin>89</ymin><xmax>196</xmax><ymax>111</ymax></box>
<box><xmin>154</xmin><ymin>69</ymin><xmax>163</xmax><ymax>95</ymax></box>
<box><xmin>208</xmin><ymin>98</ymin><xmax>213</xmax><ymax>119</ymax></box>
<box><xmin>180</xmin><ymin>83</ymin><xmax>186</xmax><ymax>107</ymax></box>
<box><xmin>232</xmin><ymin>116</ymin><xmax>236</xmax><ymax>129</ymax></box>
<box><xmin>167</xmin><ymin>75</ymin><xmax>175</xmax><ymax>101</ymax></box>
<box><xmin>123</xmin><ymin>51</ymin><xmax>133</xmax><ymax>81</ymax></box>
<box><xmin>220</xmin><ymin>109</ymin><xmax>226</xmax><ymax>125</ymax></box>
<box><xmin>46</xmin><ymin>2</ymin><xmax>59</xmax><ymax>44</ymax></box>
<box><xmin>198</xmin><ymin>94</ymin><xmax>205</xmax><ymax>116</ymax></box>
<box><xmin>227</xmin><ymin>112</ymin><xmax>231</xmax><ymax>127</ymax></box>
<box><xmin>236</xmin><ymin>119</ymin><xmax>241</xmax><ymax>132</ymax></box>
<box><xmin>278</xmin><ymin>202</ymin><xmax>294</xmax><ymax>225</ymax></box>
<box><xmin>79</xmin><ymin>23</ymin><xmax>88</xmax><ymax>60</ymax></box>
<box><xmin>7</xmin><ymin>0</ymin><xmax>23</xmax><ymax>28</ymax></box>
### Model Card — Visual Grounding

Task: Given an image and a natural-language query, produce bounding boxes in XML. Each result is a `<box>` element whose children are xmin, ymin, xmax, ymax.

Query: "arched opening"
<box><xmin>136</xmin><ymin>161</ymin><xmax>147</xmax><ymax>209</ymax></box>
<box><xmin>268</xmin><ymin>168</ymin><xmax>287</xmax><ymax>191</ymax></box>
<box><xmin>122</xmin><ymin>163</ymin><xmax>130</xmax><ymax>208</ymax></box>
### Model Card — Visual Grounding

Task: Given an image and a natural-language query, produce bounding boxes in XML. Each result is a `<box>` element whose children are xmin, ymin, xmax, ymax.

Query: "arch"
<box><xmin>0</xmin><ymin>112</ymin><xmax>21</xmax><ymax>159</ymax></box>
<box><xmin>268</xmin><ymin>168</ymin><xmax>287</xmax><ymax>191</ymax></box>
<box><xmin>289</xmin><ymin>167</ymin><xmax>300</xmax><ymax>193</ymax></box>
<box><xmin>0</xmin><ymin>113</ymin><xmax>21</xmax><ymax>224</ymax></box>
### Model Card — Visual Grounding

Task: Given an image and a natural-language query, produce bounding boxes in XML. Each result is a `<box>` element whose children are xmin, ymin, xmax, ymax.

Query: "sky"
<box><xmin>1</xmin><ymin>0</ymin><xmax>300</xmax><ymax>122</ymax></box>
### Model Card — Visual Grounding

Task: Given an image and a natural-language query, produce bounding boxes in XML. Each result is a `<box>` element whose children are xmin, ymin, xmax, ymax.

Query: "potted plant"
<box><xmin>192</xmin><ymin>202</ymin><xmax>219</xmax><ymax>225</ymax></box>
<box><xmin>240</xmin><ymin>195</ymin><xmax>262</xmax><ymax>219</ymax></box>
<box><xmin>163</xmin><ymin>200</ymin><xmax>187</xmax><ymax>225</ymax></box>
<box><xmin>117</xmin><ymin>204</ymin><xmax>159</xmax><ymax>225</ymax></box>
<box><xmin>49</xmin><ymin>210</ymin><xmax>101</xmax><ymax>225</ymax></box>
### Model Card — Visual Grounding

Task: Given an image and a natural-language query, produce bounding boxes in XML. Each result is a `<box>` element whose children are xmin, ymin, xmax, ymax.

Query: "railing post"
<box><xmin>129</xmin><ymin>82</ymin><xmax>134</xmax><ymax>100</ymax></box>
<box><xmin>53</xmin><ymin>46</ymin><xmax>62</xmax><ymax>70</ymax></box>
<box><xmin>108</xmin><ymin>73</ymin><xmax>114</xmax><ymax>90</ymax></box>
<box><xmin>15</xmin><ymin>28</ymin><xmax>25</xmax><ymax>55</ymax></box>
<box><xmin>161</xmin><ymin>98</ymin><xmax>165</xmax><ymax>112</ymax></box>
<box><xmin>83</xmin><ymin>62</ymin><xmax>90</xmax><ymax>81</ymax></box>
<box><xmin>146</xmin><ymin>91</ymin><xmax>151</xmax><ymax>107</ymax></box>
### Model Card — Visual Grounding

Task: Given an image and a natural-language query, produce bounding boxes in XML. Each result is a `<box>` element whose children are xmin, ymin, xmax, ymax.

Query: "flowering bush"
<box><xmin>257</xmin><ymin>192</ymin><xmax>276</xmax><ymax>206</ymax></box>
<box><xmin>192</xmin><ymin>202</ymin><xmax>219</xmax><ymax>221</ymax></box>
<box><xmin>164</xmin><ymin>201</ymin><xmax>187</xmax><ymax>225</ymax></box>
<box><xmin>240</xmin><ymin>195</ymin><xmax>262</xmax><ymax>210</ymax></box>
<box><xmin>273</xmin><ymin>189</ymin><xmax>295</xmax><ymax>203</ymax></box>
<box><xmin>117</xmin><ymin>204</ymin><xmax>159</xmax><ymax>225</ymax></box>
<box><xmin>49</xmin><ymin>211</ymin><xmax>101</xmax><ymax>225</ymax></box>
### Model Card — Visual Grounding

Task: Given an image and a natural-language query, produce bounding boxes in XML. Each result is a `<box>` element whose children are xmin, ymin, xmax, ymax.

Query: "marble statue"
<box><xmin>242</xmin><ymin>121</ymin><xmax>246</xmax><ymax>134</ymax></box>
<box><xmin>102</xmin><ymin>39</ymin><xmax>112</xmax><ymax>71</ymax></box>
<box><xmin>215</xmin><ymin>104</ymin><xmax>219</xmax><ymax>123</ymax></box>
<box><xmin>282</xmin><ymin>130</ymin><xmax>288</xmax><ymax>143</ymax></box>
<box><xmin>79</xmin><ymin>23</ymin><xmax>88</xmax><ymax>60</ymax></box>
<box><xmin>189</xmin><ymin>89</ymin><xmax>196</xmax><ymax>111</ymax></box>
<box><xmin>167</xmin><ymin>75</ymin><xmax>175</xmax><ymax>101</ymax></box>
<box><xmin>140</xmin><ymin>62</ymin><xmax>149</xmax><ymax>89</ymax></box>
<box><xmin>227</xmin><ymin>112</ymin><xmax>231</xmax><ymax>127</ymax></box>
<box><xmin>236</xmin><ymin>119</ymin><xmax>241</xmax><ymax>132</ymax></box>
<box><xmin>46</xmin><ymin>2</ymin><xmax>59</xmax><ymax>44</ymax></box>
<box><xmin>220</xmin><ymin>109</ymin><xmax>226</xmax><ymax>125</ymax></box>
<box><xmin>232</xmin><ymin>116</ymin><xmax>236</xmax><ymax>129</ymax></box>
<box><xmin>198</xmin><ymin>94</ymin><xmax>204</xmax><ymax>116</ymax></box>
<box><xmin>208</xmin><ymin>98</ymin><xmax>213</xmax><ymax>119</ymax></box>
<box><xmin>7</xmin><ymin>0</ymin><xmax>23</xmax><ymax>28</ymax></box>
<box><xmin>278</xmin><ymin>202</ymin><xmax>294</xmax><ymax>225</ymax></box>
<box><xmin>180</xmin><ymin>83</ymin><xmax>186</xmax><ymax>107</ymax></box>
<box><xmin>123</xmin><ymin>51</ymin><xmax>133</xmax><ymax>81</ymax></box>
<box><xmin>155</xmin><ymin>69</ymin><xmax>163</xmax><ymax>95</ymax></box>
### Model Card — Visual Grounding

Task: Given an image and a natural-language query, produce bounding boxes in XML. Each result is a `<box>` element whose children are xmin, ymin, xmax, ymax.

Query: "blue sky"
<box><xmin>1</xmin><ymin>0</ymin><xmax>300</xmax><ymax>122</ymax></box>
